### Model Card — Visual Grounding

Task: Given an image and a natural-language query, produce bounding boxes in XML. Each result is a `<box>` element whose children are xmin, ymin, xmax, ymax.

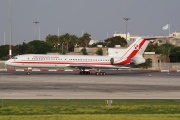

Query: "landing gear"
<box><xmin>26</xmin><ymin>67</ymin><xmax>32</xmax><ymax>75</ymax></box>
<box><xmin>26</xmin><ymin>72</ymin><xmax>30</xmax><ymax>75</ymax></box>
<box><xmin>79</xmin><ymin>69</ymin><xmax>91</xmax><ymax>75</ymax></box>
<box><xmin>95</xmin><ymin>72</ymin><xmax>106</xmax><ymax>76</ymax></box>
<box><xmin>79</xmin><ymin>71</ymin><xmax>90</xmax><ymax>75</ymax></box>
<box><xmin>95</xmin><ymin>69</ymin><xmax>106</xmax><ymax>76</ymax></box>
<box><xmin>78</xmin><ymin>69</ymin><xmax>106</xmax><ymax>76</ymax></box>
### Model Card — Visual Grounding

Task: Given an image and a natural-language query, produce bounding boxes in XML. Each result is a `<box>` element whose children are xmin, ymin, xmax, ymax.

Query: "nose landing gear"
<box><xmin>26</xmin><ymin>67</ymin><xmax>32</xmax><ymax>75</ymax></box>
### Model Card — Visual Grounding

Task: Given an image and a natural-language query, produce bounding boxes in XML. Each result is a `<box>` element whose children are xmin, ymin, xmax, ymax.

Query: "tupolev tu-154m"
<box><xmin>5</xmin><ymin>37</ymin><xmax>155</xmax><ymax>75</ymax></box>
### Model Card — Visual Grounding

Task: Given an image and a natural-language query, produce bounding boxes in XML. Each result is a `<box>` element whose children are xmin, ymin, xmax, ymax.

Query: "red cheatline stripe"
<box><xmin>12</xmin><ymin>61</ymin><xmax>111</xmax><ymax>65</ymax></box>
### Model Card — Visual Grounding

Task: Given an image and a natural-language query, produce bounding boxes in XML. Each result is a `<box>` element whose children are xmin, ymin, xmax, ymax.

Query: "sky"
<box><xmin>0</xmin><ymin>0</ymin><xmax>180</xmax><ymax>45</ymax></box>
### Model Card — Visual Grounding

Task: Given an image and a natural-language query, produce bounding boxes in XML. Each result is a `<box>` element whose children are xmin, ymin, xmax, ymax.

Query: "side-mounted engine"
<box><xmin>131</xmin><ymin>56</ymin><xmax>145</xmax><ymax>65</ymax></box>
<box><xmin>110</xmin><ymin>57</ymin><xmax>131</xmax><ymax>65</ymax></box>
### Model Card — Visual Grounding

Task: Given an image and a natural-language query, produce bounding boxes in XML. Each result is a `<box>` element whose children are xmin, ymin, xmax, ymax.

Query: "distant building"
<box><xmin>89</xmin><ymin>40</ymin><xmax>99</xmax><ymax>46</ymax></box>
<box><xmin>113</xmin><ymin>33</ymin><xmax>140</xmax><ymax>46</ymax></box>
<box><xmin>154</xmin><ymin>31</ymin><xmax>180</xmax><ymax>46</ymax></box>
<box><xmin>113</xmin><ymin>32</ymin><xmax>130</xmax><ymax>40</ymax></box>
<box><xmin>170</xmin><ymin>31</ymin><xmax>180</xmax><ymax>38</ymax></box>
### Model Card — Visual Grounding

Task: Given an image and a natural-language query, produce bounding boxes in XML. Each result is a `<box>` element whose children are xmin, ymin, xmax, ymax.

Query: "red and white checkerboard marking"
<box><xmin>134</xmin><ymin>44</ymin><xmax>139</xmax><ymax>50</ymax></box>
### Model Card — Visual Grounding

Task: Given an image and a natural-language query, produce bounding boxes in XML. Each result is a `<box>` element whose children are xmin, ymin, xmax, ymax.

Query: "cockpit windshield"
<box><xmin>11</xmin><ymin>56</ymin><xmax>18</xmax><ymax>59</ymax></box>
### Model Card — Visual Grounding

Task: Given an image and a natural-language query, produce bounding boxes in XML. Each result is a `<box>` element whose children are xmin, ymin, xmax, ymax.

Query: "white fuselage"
<box><xmin>5</xmin><ymin>54</ymin><xmax>126</xmax><ymax>69</ymax></box>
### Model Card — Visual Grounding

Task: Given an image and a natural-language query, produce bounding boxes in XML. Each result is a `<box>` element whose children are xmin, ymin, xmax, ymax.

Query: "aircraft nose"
<box><xmin>5</xmin><ymin>60</ymin><xmax>11</xmax><ymax>66</ymax></box>
<box><xmin>5</xmin><ymin>61</ymin><xmax>8</xmax><ymax>66</ymax></box>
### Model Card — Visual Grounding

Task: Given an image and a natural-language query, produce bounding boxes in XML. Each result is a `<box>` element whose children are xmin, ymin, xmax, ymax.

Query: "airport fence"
<box><xmin>1</xmin><ymin>61</ymin><xmax>180</xmax><ymax>70</ymax></box>
<box><xmin>151</xmin><ymin>63</ymin><xmax>180</xmax><ymax>70</ymax></box>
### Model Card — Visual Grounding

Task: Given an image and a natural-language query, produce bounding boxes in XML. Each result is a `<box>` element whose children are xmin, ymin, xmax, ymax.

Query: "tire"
<box><xmin>103</xmin><ymin>72</ymin><xmax>106</xmax><ymax>75</ymax></box>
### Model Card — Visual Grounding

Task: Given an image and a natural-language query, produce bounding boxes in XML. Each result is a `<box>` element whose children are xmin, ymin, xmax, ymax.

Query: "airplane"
<box><xmin>5</xmin><ymin>37</ymin><xmax>155</xmax><ymax>75</ymax></box>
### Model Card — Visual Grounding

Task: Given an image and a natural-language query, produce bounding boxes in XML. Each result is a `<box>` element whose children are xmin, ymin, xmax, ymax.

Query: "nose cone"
<box><xmin>5</xmin><ymin>60</ymin><xmax>8</xmax><ymax>66</ymax></box>
<box><xmin>5</xmin><ymin>60</ymin><xmax>11</xmax><ymax>66</ymax></box>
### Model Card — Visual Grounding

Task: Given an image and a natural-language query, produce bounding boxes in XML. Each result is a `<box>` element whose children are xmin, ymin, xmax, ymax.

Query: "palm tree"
<box><xmin>69</xmin><ymin>35</ymin><xmax>78</xmax><ymax>52</ymax></box>
<box><xmin>157</xmin><ymin>43</ymin><xmax>175</xmax><ymax>62</ymax></box>
<box><xmin>78</xmin><ymin>33</ymin><xmax>91</xmax><ymax>47</ymax></box>
<box><xmin>104</xmin><ymin>36</ymin><xmax>127</xmax><ymax>47</ymax></box>
<box><xmin>45</xmin><ymin>34</ymin><xmax>58</xmax><ymax>46</ymax></box>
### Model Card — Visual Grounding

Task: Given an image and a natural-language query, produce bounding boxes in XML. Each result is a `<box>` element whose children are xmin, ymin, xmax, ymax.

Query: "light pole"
<box><xmin>123</xmin><ymin>17</ymin><xmax>130</xmax><ymax>40</ymax></box>
<box><xmin>22</xmin><ymin>40</ymin><xmax>25</xmax><ymax>54</ymax></box>
<box><xmin>62</xmin><ymin>42</ymin><xmax>64</xmax><ymax>54</ymax></box>
<box><xmin>32</xmin><ymin>20</ymin><xmax>40</xmax><ymax>40</ymax></box>
<box><xmin>9</xmin><ymin>0</ymin><xmax>12</xmax><ymax>59</ymax></box>
<box><xmin>4</xmin><ymin>32</ymin><xmax>5</xmax><ymax>45</ymax></box>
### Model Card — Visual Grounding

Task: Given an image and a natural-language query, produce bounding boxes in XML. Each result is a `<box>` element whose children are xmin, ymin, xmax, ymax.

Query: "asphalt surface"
<box><xmin>0</xmin><ymin>70</ymin><xmax>180</xmax><ymax>99</ymax></box>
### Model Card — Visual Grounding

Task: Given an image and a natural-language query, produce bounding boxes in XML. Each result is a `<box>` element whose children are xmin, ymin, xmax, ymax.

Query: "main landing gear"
<box><xmin>79</xmin><ymin>71</ymin><xmax>90</xmax><ymax>75</ymax></box>
<box><xmin>79</xmin><ymin>70</ymin><xmax>106</xmax><ymax>76</ymax></box>
<box><xmin>95</xmin><ymin>72</ymin><xmax>106</xmax><ymax>76</ymax></box>
<box><xmin>95</xmin><ymin>69</ymin><xmax>106</xmax><ymax>76</ymax></box>
<box><xmin>79</xmin><ymin>69</ymin><xmax>106</xmax><ymax>76</ymax></box>
<box><xmin>79</xmin><ymin>68</ymin><xmax>90</xmax><ymax>75</ymax></box>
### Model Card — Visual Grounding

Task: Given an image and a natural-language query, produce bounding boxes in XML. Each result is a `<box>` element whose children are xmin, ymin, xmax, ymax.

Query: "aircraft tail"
<box><xmin>109</xmin><ymin>37</ymin><xmax>156</xmax><ymax>65</ymax></box>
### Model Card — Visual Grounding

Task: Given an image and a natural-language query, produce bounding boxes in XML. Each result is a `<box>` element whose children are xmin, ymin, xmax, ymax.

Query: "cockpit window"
<box><xmin>11</xmin><ymin>56</ymin><xmax>18</xmax><ymax>59</ymax></box>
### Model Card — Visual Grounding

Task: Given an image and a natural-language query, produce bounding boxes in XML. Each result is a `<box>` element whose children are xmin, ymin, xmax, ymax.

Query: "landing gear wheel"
<box><xmin>102</xmin><ymin>72</ymin><xmax>106</xmax><ymax>75</ymax></box>
<box><xmin>26</xmin><ymin>72</ymin><xmax>30</xmax><ymax>75</ymax></box>
<box><xmin>95</xmin><ymin>72</ymin><xmax>106</xmax><ymax>76</ymax></box>
<box><xmin>79</xmin><ymin>71</ymin><xmax>91</xmax><ymax>75</ymax></box>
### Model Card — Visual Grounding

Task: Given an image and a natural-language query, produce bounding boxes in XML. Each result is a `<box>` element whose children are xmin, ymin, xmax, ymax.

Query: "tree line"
<box><xmin>145</xmin><ymin>42</ymin><xmax>180</xmax><ymax>62</ymax></box>
<box><xmin>0</xmin><ymin>33</ymin><xmax>127</xmax><ymax>60</ymax></box>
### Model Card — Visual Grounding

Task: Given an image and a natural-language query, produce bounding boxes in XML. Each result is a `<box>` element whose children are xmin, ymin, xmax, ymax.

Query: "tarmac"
<box><xmin>0</xmin><ymin>70</ymin><xmax>180</xmax><ymax>99</ymax></box>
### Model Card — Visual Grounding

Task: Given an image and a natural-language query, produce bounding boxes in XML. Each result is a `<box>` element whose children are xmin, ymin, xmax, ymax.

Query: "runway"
<box><xmin>0</xmin><ymin>70</ymin><xmax>180</xmax><ymax>99</ymax></box>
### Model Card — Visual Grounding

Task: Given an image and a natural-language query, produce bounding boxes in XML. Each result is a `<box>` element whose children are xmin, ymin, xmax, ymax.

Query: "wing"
<box><xmin>69</xmin><ymin>64</ymin><xmax>129</xmax><ymax>69</ymax></box>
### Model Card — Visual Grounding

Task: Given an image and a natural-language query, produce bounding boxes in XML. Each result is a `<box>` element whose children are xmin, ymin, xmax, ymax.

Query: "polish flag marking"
<box><xmin>134</xmin><ymin>44</ymin><xmax>139</xmax><ymax>50</ymax></box>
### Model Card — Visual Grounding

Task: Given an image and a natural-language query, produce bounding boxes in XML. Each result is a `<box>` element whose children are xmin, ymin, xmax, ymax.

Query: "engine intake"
<box><xmin>110</xmin><ymin>58</ymin><xmax>114</xmax><ymax>65</ymax></box>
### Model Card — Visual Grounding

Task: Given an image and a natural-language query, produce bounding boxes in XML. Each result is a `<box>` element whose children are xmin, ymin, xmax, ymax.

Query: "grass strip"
<box><xmin>0</xmin><ymin>99</ymin><xmax>180</xmax><ymax>115</ymax></box>
<box><xmin>1</xmin><ymin>114</ymin><xmax>180</xmax><ymax>120</ymax></box>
